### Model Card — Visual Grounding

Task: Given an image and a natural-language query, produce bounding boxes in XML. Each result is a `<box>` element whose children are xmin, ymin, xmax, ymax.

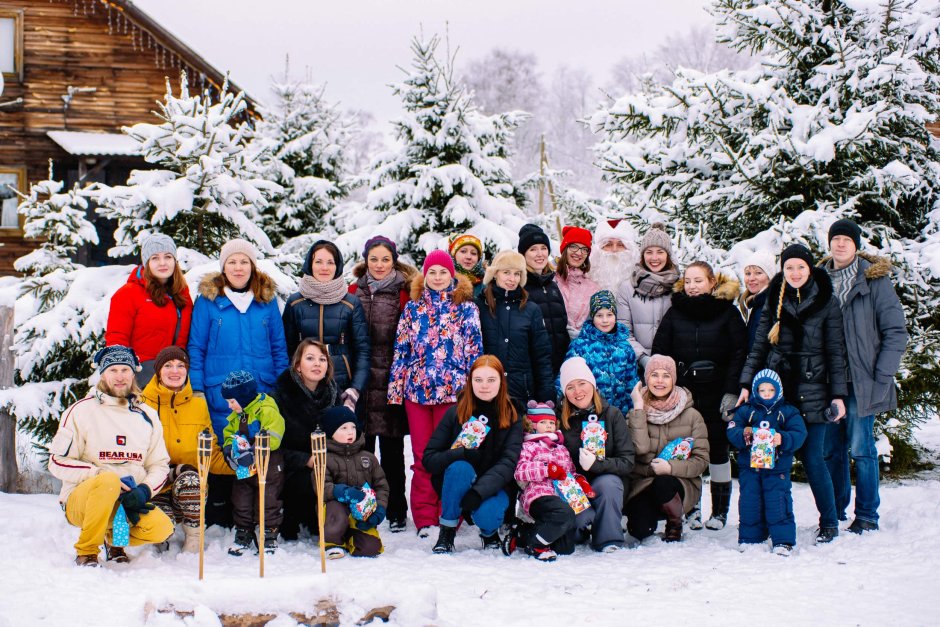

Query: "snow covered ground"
<box><xmin>2</xmin><ymin>419</ymin><xmax>940</xmax><ymax>627</ymax></box>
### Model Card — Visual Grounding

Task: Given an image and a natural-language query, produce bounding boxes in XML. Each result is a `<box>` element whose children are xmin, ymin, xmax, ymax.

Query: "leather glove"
<box><xmin>460</xmin><ymin>489</ymin><xmax>483</xmax><ymax>516</ymax></box>
<box><xmin>361</xmin><ymin>505</ymin><xmax>386</xmax><ymax>529</ymax></box>
<box><xmin>547</xmin><ymin>462</ymin><xmax>567</xmax><ymax>480</ymax></box>
<box><xmin>578</xmin><ymin>448</ymin><xmax>596</xmax><ymax>472</ymax></box>
<box><xmin>333</xmin><ymin>484</ymin><xmax>366</xmax><ymax>504</ymax></box>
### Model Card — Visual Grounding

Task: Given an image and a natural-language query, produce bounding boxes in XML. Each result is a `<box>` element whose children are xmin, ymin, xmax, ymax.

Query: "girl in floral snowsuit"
<box><xmin>388</xmin><ymin>250</ymin><xmax>483</xmax><ymax>537</ymax></box>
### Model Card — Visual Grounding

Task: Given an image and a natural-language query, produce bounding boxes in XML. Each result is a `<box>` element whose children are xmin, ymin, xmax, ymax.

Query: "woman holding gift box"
<box><xmin>556</xmin><ymin>356</ymin><xmax>635</xmax><ymax>552</ymax></box>
<box><xmin>422</xmin><ymin>355</ymin><xmax>523</xmax><ymax>554</ymax></box>
<box><xmin>625</xmin><ymin>354</ymin><xmax>710</xmax><ymax>543</ymax></box>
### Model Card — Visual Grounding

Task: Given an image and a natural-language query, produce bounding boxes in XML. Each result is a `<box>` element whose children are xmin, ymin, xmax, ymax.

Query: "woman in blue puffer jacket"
<box><xmin>188</xmin><ymin>239</ymin><xmax>289</xmax><ymax>439</ymax></box>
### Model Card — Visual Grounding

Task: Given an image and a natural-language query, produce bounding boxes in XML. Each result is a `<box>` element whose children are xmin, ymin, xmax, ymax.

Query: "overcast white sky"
<box><xmin>134</xmin><ymin>0</ymin><xmax>713</xmax><ymax>123</ymax></box>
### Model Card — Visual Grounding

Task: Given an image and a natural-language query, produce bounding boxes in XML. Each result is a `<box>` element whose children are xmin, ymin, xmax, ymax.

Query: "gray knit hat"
<box><xmin>140</xmin><ymin>233</ymin><xmax>177</xmax><ymax>264</ymax></box>
<box><xmin>639</xmin><ymin>222</ymin><xmax>673</xmax><ymax>256</ymax></box>
<box><xmin>219</xmin><ymin>238</ymin><xmax>258</xmax><ymax>270</ymax></box>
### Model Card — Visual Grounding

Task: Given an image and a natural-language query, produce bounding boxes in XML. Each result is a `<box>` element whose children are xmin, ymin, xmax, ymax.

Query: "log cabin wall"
<box><xmin>0</xmin><ymin>0</ymin><xmax>254</xmax><ymax>275</ymax></box>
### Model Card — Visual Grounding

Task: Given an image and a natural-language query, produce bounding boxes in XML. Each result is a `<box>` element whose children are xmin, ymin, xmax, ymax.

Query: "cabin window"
<box><xmin>0</xmin><ymin>166</ymin><xmax>25</xmax><ymax>229</ymax></box>
<box><xmin>0</xmin><ymin>8</ymin><xmax>24</xmax><ymax>80</ymax></box>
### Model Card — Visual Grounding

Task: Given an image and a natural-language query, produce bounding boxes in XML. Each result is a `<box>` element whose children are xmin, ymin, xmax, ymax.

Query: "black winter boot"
<box><xmin>432</xmin><ymin>525</ymin><xmax>457</xmax><ymax>554</ymax></box>
<box><xmin>815</xmin><ymin>526</ymin><xmax>839</xmax><ymax>544</ymax></box>
<box><xmin>660</xmin><ymin>493</ymin><xmax>684</xmax><ymax>543</ymax></box>
<box><xmin>705</xmin><ymin>481</ymin><xmax>732</xmax><ymax>530</ymax></box>
<box><xmin>480</xmin><ymin>531</ymin><xmax>501</xmax><ymax>550</ymax></box>
<box><xmin>262</xmin><ymin>527</ymin><xmax>278</xmax><ymax>554</ymax></box>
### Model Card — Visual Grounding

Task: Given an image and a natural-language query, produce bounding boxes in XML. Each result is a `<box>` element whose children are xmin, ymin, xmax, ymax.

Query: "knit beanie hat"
<box><xmin>559</xmin><ymin>356</ymin><xmax>597</xmax><ymax>391</ymax></box>
<box><xmin>93</xmin><ymin>345</ymin><xmax>142</xmax><ymax>374</ymax></box>
<box><xmin>363</xmin><ymin>236</ymin><xmax>398</xmax><ymax>264</ymax></box>
<box><xmin>639</xmin><ymin>222</ymin><xmax>673</xmax><ymax>256</ymax></box>
<box><xmin>302</xmin><ymin>240</ymin><xmax>344</xmax><ymax>279</ymax></box>
<box><xmin>423</xmin><ymin>249</ymin><xmax>456</xmax><ymax>278</ymax></box>
<box><xmin>483</xmin><ymin>251</ymin><xmax>528</xmax><ymax>287</ymax></box>
<box><xmin>518</xmin><ymin>223</ymin><xmax>551</xmax><ymax>255</ymax></box>
<box><xmin>448</xmin><ymin>233</ymin><xmax>484</xmax><ymax>259</ymax></box>
<box><xmin>560</xmin><ymin>226</ymin><xmax>592</xmax><ymax>252</ymax></box>
<box><xmin>321</xmin><ymin>405</ymin><xmax>361</xmax><ymax>439</ymax></box>
<box><xmin>589</xmin><ymin>289</ymin><xmax>617</xmax><ymax>318</ymax></box>
<box><xmin>154</xmin><ymin>345</ymin><xmax>189</xmax><ymax>380</ymax></box>
<box><xmin>740</xmin><ymin>249</ymin><xmax>777</xmax><ymax>283</ymax></box>
<box><xmin>644</xmin><ymin>354</ymin><xmax>677</xmax><ymax>387</ymax></box>
<box><xmin>780</xmin><ymin>244</ymin><xmax>814</xmax><ymax>270</ymax></box>
<box><xmin>751</xmin><ymin>368</ymin><xmax>783</xmax><ymax>407</ymax></box>
<box><xmin>220</xmin><ymin>370</ymin><xmax>258</xmax><ymax>409</ymax></box>
<box><xmin>524</xmin><ymin>400</ymin><xmax>556</xmax><ymax>432</ymax></box>
<box><xmin>140</xmin><ymin>233</ymin><xmax>177</xmax><ymax>264</ymax></box>
<box><xmin>219</xmin><ymin>238</ymin><xmax>258</xmax><ymax>270</ymax></box>
<box><xmin>828</xmin><ymin>218</ymin><xmax>862</xmax><ymax>252</ymax></box>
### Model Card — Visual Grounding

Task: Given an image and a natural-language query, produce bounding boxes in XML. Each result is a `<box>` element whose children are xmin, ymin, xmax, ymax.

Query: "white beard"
<box><xmin>590</xmin><ymin>251</ymin><xmax>635</xmax><ymax>293</ymax></box>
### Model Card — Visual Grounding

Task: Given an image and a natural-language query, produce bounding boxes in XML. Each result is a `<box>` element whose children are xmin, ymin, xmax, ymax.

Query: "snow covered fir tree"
<box><xmin>252</xmin><ymin>70</ymin><xmax>352</xmax><ymax>245</ymax></box>
<box><xmin>592</xmin><ymin>0</ymin><xmax>940</xmax><ymax>465</ymax></box>
<box><xmin>350</xmin><ymin>35</ymin><xmax>530</xmax><ymax>262</ymax></box>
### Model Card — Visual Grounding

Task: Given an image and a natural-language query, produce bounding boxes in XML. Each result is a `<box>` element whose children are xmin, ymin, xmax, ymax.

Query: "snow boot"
<box><xmin>686</xmin><ymin>502</ymin><xmax>703</xmax><ymax>530</ymax></box>
<box><xmin>705</xmin><ymin>481</ymin><xmax>732</xmax><ymax>530</ymax></box>
<box><xmin>660</xmin><ymin>493</ymin><xmax>684</xmax><ymax>543</ymax></box>
<box><xmin>228</xmin><ymin>526</ymin><xmax>255</xmax><ymax>556</ymax></box>
<box><xmin>772</xmin><ymin>543</ymin><xmax>793</xmax><ymax>556</ymax></box>
<box><xmin>525</xmin><ymin>545</ymin><xmax>558</xmax><ymax>562</ymax></box>
<box><xmin>75</xmin><ymin>554</ymin><xmax>99</xmax><ymax>567</ymax></box>
<box><xmin>480</xmin><ymin>531</ymin><xmax>501</xmax><ymax>550</ymax></box>
<box><xmin>104</xmin><ymin>541</ymin><xmax>129</xmax><ymax>563</ymax></box>
<box><xmin>432</xmin><ymin>525</ymin><xmax>457</xmax><ymax>554</ymax></box>
<box><xmin>500</xmin><ymin>522</ymin><xmax>530</xmax><ymax>556</ymax></box>
<box><xmin>326</xmin><ymin>545</ymin><xmax>347</xmax><ymax>560</ymax></box>
<box><xmin>388</xmin><ymin>517</ymin><xmax>407</xmax><ymax>533</ymax></box>
<box><xmin>848</xmin><ymin>518</ymin><xmax>878</xmax><ymax>534</ymax></box>
<box><xmin>416</xmin><ymin>525</ymin><xmax>434</xmax><ymax>539</ymax></box>
<box><xmin>262</xmin><ymin>527</ymin><xmax>278</xmax><ymax>555</ymax></box>
<box><xmin>181</xmin><ymin>525</ymin><xmax>200</xmax><ymax>554</ymax></box>
<box><xmin>815</xmin><ymin>526</ymin><xmax>838</xmax><ymax>544</ymax></box>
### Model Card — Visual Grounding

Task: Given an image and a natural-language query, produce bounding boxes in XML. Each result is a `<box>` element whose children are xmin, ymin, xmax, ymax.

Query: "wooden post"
<box><xmin>196</xmin><ymin>429</ymin><xmax>213</xmax><ymax>580</ymax></box>
<box><xmin>310</xmin><ymin>430</ymin><xmax>327</xmax><ymax>573</ymax></box>
<box><xmin>0</xmin><ymin>306</ymin><xmax>16</xmax><ymax>493</ymax></box>
<box><xmin>255</xmin><ymin>431</ymin><xmax>271</xmax><ymax>578</ymax></box>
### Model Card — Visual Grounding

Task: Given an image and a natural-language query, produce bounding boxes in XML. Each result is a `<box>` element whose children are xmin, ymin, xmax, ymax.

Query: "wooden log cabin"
<box><xmin>0</xmin><ymin>0</ymin><xmax>257</xmax><ymax>275</ymax></box>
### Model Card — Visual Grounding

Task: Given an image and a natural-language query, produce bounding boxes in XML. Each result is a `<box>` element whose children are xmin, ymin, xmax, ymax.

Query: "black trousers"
<box><xmin>231</xmin><ymin>450</ymin><xmax>284</xmax><ymax>529</ymax></box>
<box><xmin>363</xmin><ymin>434</ymin><xmax>408</xmax><ymax>522</ymax></box>
<box><xmin>528</xmin><ymin>495</ymin><xmax>577</xmax><ymax>555</ymax></box>
<box><xmin>624</xmin><ymin>475</ymin><xmax>685</xmax><ymax>540</ymax></box>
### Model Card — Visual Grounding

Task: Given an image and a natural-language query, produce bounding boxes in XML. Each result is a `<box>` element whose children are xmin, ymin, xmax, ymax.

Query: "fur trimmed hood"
<box><xmin>351</xmin><ymin>260</ymin><xmax>419</xmax><ymax>282</ymax></box>
<box><xmin>818</xmin><ymin>251</ymin><xmax>894</xmax><ymax>281</ymax></box>
<box><xmin>198</xmin><ymin>271</ymin><xmax>277</xmax><ymax>303</ymax></box>
<box><xmin>409</xmin><ymin>272</ymin><xmax>475</xmax><ymax>305</ymax></box>
<box><xmin>673</xmin><ymin>272</ymin><xmax>741</xmax><ymax>300</ymax></box>
<box><xmin>766</xmin><ymin>265</ymin><xmax>835</xmax><ymax>321</ymax></box>
<box><xmin>670</xmin><ymin>273</ymin><xmax>741</xmax><ymax>320</ymax></box>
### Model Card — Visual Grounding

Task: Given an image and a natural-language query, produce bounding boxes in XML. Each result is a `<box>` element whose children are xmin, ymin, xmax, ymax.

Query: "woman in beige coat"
<box><xmin>625</xmin><ymin>354</ymin><xmax>709</xmax><ymax>543</ymax></box>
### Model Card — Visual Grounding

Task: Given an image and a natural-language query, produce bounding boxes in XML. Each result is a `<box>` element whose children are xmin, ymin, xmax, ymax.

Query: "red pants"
<box><xmin>405</xmin><ymin>400</ymin><xmax>454</xmax><ymax>529</ymax></box>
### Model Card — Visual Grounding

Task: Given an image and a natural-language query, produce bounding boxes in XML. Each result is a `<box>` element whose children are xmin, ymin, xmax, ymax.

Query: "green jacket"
<box><xmin>222</xmin><ymin>393</ymin><xmax>285</xmax><ymax>451</ymax></box>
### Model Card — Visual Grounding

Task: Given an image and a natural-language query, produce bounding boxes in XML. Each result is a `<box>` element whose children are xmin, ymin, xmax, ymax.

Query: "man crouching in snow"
<box><xmin>48</xmin><ymin>345</ymin><xmax>173</xmax><ymax>567</ymax></box>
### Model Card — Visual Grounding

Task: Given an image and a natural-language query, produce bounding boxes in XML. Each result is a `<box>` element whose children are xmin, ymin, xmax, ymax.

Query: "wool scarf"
<box><xmin>632</xmin><ymin>265</ymin><xmax>679</xmax><ymax>299</ymax></box>
<box><xmin>290</xmin><ymin>368</ymin><xmax>338</xmax><ymax>409</ymax></box>
<box><xmin>366</xmin><ymin>270</ymin><xmax>402</xmax><ymax>295</ymax></box>
<box><xmin>299</xmin><ymin>274</ymin><xmax>348</xmax><ymax>305</ymax></box>
<box><xmin>644</xmin><ymin>385</ymin><xmax>688</xmax><ymax>425</ymax></box>
<box><xmin>456</xmin><ymin>260</ymin><xmax>485</xmax><ymax>286</ymax></box>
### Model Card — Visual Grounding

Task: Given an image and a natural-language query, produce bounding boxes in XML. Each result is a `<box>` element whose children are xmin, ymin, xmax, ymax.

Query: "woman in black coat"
<box><xmin>476</xmin><ymin>251</ymin><xmax>554</xmax><ymax>404</ymax></box>
<box><xmin>519</xmin><ymin>224</ymin><xmax>570</xmax><ymax>377</ymax></box>
<box><xmin>271</xmin><ymin>339</ymin><xmax>341</xmax><ymax>540</ymax></box>
<box><xmin>282</xmin><ymin>240</ymin><xmax>371</xmax><ymax>408</ymax></box>
<box><xmin>423</xmin><ymin>355</ymin><xmax>523</xmax><ymax>554</ymax></box>
<box><xmin>652</xmin><ymin>261</ymin><xmax>747</xmax><ymax>530</ymax></box>
<box><xmin>738</xmin><ymin>244</ymin><xmax>847</xmax><ymax>544</ymax></box>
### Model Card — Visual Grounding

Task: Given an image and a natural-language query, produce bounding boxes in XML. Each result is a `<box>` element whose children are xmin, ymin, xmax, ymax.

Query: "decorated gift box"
<box><xmin>581</xmin><ymin>415</ymin><xmax>607</xmax><ymax>460</ymax></box>
<box><xmin>657</xmin><ymin>437</ymin><xmax>694</xmax><ymax>461</ymax></box>
<box><xmin>452</xmin><ymin>415</ymin><xmax>491</xmax><ymax>450</ymax></box>
<box><xmin>351</xmin><ymin>482</ymin><xmax>378</xmax><ymax>521</ymax></box>
<box><xmin>750</xmin><ymin>422</ymin><xmax>776</xmax><ymax>469</ymax></box>
<box><xmin>554</xmin><ymin>473</ymin><xmax>591</xmax><ymax>514</ymax></box>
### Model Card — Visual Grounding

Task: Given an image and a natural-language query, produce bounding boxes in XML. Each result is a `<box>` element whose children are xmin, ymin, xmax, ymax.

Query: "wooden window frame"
<box><xmin>0</xmin><ymin>7</ymin><xmax>24</xmax><ymax>82</ymax></box>
<box><xmin>0</xmin><ymin>164</ymin><xmax>26</xmax><ymax>232</ymax></box>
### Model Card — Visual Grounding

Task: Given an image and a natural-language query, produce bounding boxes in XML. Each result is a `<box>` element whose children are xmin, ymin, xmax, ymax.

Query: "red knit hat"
<box><xmin>560</xmin><ymin>226</ymin><xmax>592</xmax><ymax>252</ymax></box>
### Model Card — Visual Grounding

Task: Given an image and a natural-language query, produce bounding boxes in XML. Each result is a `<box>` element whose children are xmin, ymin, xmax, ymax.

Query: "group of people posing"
<box><xmin>47</xmin><ymin>215</ymin><xmax>908</xmax><ymax>566</ymax></box>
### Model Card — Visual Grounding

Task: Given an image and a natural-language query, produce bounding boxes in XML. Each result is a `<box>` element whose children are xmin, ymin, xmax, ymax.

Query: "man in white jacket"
<box><xmin>48</xmin><ymin>345</ymin><xmax>173</xmax><ymax>567</ymax></box>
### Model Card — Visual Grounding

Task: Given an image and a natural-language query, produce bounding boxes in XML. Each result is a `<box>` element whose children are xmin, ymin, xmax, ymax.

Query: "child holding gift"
<box><xmin>221</xmin><ymin>370</ymin><xmax>286</xmax><ymax>556</ymax></box>
<box><xmin>727</xmin><ymin>369</ymin><xmax>806</xmax><ymax>556</ymax></box>
<box><xmin>507</xmin><ymin>401</ymin><xmax>596</xmax><ymax>561</ymax></box>
<box><xmin>320</xmin><ymin>406</ymin><xmax>390</xmax><ymax>559</ymax></box>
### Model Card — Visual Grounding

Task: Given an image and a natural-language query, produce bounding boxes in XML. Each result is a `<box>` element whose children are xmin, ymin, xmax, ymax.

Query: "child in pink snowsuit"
<box><xmin>510</xmin><ymin>401</ymin><xmax>594</xmax><ymax>561</ymax></box>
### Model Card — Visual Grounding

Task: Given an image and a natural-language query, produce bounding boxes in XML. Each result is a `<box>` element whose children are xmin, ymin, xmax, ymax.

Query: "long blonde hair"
<box><xmin>559</xmin><ymin>387</ymin><xmax>604</xmax><ymax>430</ymax></box>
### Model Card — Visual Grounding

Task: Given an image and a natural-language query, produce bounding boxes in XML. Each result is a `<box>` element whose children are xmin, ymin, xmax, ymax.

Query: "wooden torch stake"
<box><xmin>310</xmin><ymin>430</ymin><xmax>328</xmax><ymax>574</ymax></box>
<box><xmin>196</xmin><ymin>429</ymin><xmax>213</xmax><ymax>581</ymax></box>
<box><xmin>254</xmin><ymin>431</ymin><xmax>271</xmax><ymax>578</ymax></box>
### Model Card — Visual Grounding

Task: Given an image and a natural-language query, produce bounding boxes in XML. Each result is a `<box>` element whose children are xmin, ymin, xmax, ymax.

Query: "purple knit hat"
<box><xmin>363</xmin><ymin>236</ymin><xmax>398</xmax><ymax>263</ymax></box>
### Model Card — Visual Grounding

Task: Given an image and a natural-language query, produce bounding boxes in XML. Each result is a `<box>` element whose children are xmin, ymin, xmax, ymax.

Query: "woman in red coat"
<box><xmin>106</xmin><ymin>233</ymin><xmax>193</xmax><ymax>386</ymax></box>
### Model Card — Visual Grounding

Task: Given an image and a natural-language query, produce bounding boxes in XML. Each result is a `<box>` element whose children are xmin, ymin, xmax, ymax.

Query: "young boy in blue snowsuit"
<box><xmin>727</xmin><ymin>369</ymin><xmax>806</xmax><ymax>555</ymax></box>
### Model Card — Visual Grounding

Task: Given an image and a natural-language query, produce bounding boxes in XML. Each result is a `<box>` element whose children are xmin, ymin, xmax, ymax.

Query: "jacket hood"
<box><xmin>766</xmin><ymin>265</ymin><xmax>835</xmax><ymax>320</ymax></box>
<box><xmin>818</xmin><ymin>251</ymin><xmax>894</xmax><ymax>281</ymax></box>
<box><xmin>126</xmin><ymin>265</ymin><xmax>148</xmax><ymax>288</ymax></box>
<box><xmin>352</xmin><ymin>260</ymin><xmax>419</xmax><ymax>282</ymax></box>
<box><xmin>526</xmin><ymin>267</ymin><xmax>556</xmax><ymax>285</ymax></box>
<box><xmin>198</xmin><ymin>271</ymin><xmax>277</xmax><ymax>303</ymax></box>
<box><xmin>670</xmin><ymin>273</ymin><xmax>741</xmax><ymax>319</ymax></box>
<box><xmin>141</xmin><ymin>376</ymin><xmax>194</xmax><ymax>408</ymax></box>
<box><xmin>409</xmin><ymin>272</ymin><xmax>475</xmax><ymax>305</ymax></box>
<box><xmin>673</xmin><ymin>272</ymin><xmax>740</xmax><ymax>301</ymax></box>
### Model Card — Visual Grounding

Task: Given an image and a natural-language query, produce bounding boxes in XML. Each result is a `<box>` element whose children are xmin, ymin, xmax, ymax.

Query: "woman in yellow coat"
<box><xmin>141</xmin><ymin>346</ymin><xmax>231</xmax><ymax>552</ymax></box>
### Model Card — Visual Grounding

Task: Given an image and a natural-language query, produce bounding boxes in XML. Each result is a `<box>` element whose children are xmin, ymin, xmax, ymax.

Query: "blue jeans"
<box><xmin>438</xmin><ymin>461</ymin><xmax>508</xmax><ymax>536</ymax></box>
<box><xmin>801</xmin><ymin>423</ymin><xmax>838</xmax><ymax>529</ymax></box>
<box><xmin>825</xmin><ymin>388</ymin><xmax>880</xmax><ymax>524</ymax></box>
